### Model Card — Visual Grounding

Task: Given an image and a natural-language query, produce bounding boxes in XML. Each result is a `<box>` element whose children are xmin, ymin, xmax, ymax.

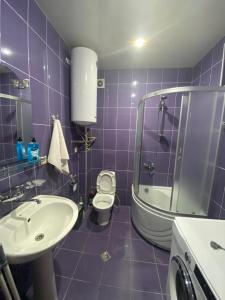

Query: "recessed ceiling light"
<box><xmin>132</xmin><ymin>81</ymin><xmax>138</xmax><ymax>87</ymax></box>
<box><xmin>131</xmin><ymin>93</ymin><xmax>136</xmax><ymax>98</ymax></box>
<box><xmin>134</xmin><ymin>38</ymin><xmax>146</xmax><ymax>48</ymax></box>
<box><xmin>1</xmin><ymin>48</ymin><xmax>12</xmax><ymax>56</ymax></box>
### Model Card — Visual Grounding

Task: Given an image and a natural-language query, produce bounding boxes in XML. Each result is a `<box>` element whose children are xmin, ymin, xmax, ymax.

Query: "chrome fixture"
<box><xmin>0</xmin><ymin>194</ymin><xmax>41</xmax><ymax>205</ymax></box>
<box><xmin>12</xmin><ymin>78</ymin><xmax>29</xmax><ymax>89</ymax></box>
<box><xmin>0</xmin><ymin>183</ymin><xmax>41</xmax><ymax>204</ymax></box>
<box><xmin>65</xmin><ymin>57</ymin><xmax>71</xmax><ymax>65</ymax></box>
<box><xmin>18</xmin><ymin>198</ymin><xmax>41</xmax><ymax>205</ymax></box>
<box><xmin>144</xmin><ymin>162</ymin><xmax>155</xmax><ymax>176</ymax></box>
<box><xmin>159</xmin><ymin>95</ymin><xmax>168</xmax><ymax>141</ymax></box>
<box><xmin>159</xmin><ymin>95</ymin><xmax>167</xmax><ymax>113</ymax></box>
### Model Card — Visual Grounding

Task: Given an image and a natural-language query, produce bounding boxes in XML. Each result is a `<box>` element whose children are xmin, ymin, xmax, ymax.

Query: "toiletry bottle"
<box><xmin>27</xmin><ymin>137</ymin><xmax>40</xmax><ymax>162</ymax></box>
<box><xmin>16</xmin><ymin>137</ymin><xmax>26</xmax><ymax>161</ymax></box>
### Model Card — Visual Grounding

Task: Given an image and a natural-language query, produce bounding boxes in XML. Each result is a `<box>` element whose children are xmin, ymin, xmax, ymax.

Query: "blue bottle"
<box><xmin>16</xmin><ymin>137</ymin><xmax>26</xmax><ymax>161</ymax></box>
<box><xmin>27</xmin><ymin>137</ymin><xmax>40</xmax><ymax>162</ymax></box>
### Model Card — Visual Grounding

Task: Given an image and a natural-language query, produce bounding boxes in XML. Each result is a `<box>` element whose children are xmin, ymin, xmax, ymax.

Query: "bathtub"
<box><xmin>131</xmin><ymin>184</ymin><xmax>175</xmax><ymax>250</ymax></box>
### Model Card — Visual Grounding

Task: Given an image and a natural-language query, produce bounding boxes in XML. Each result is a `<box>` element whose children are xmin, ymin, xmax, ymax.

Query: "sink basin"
<box><xmin>0</xmin><ymin>195</ymin><xmax>78</xmax><ymax>299</ymax></box>
<box><xmin>0</xmin><ymin>195</ymin><xmax>78</xmax><ymax>264</ymax></box>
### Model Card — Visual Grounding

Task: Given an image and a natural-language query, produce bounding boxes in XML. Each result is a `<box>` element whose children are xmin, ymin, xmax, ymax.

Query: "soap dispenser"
<box><xmin>27</xmin><ymin>137</ymin><xmax>40</xmax><ymax>162</ymax></box>
<box><xmin>16</xmin><ymin>137</ymin><xmax>26</xmax><ymax>161</ymax></box>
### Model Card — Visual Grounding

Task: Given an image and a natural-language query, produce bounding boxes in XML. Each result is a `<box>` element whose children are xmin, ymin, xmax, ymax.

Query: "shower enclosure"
<box><xmin>132</xmin><ymin>86</ymin><xmax>225</xmax><ymax>250</ymax></box>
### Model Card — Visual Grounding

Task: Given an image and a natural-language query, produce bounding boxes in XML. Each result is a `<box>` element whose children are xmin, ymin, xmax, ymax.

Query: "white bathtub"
<box><xmin>131</xmin><ymin>184</ymin><xmax>175</xmax><ymax>250</ymax></box>
<box><xmin>138</xmin><ymin>185</ymin><xmax>172</xmax><ymax>210</ymax></box>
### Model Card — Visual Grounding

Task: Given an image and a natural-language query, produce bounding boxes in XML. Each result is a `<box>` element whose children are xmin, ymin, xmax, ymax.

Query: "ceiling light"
<box><xmin>1</xmin><ymin>48</ymin><xmax>12</xmax><ymax>56</ymax></box>
<box><xmin>131</xmin><ymin>93</ymin><xmax>136</xmax><ymax>98</ymax></box>
<box><xmin>132</xmin><ymin>81</ymin><xmax>138</xmax><ymax>87</ymax></box>
<box><xmin>134</xmin><ymin>38</ymin><xmax>146</xmax><ymax>48</ymax></box>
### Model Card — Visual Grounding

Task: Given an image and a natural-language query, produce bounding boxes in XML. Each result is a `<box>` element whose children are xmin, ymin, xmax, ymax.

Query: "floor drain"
<box><xmin>100</xmin><ymin>251</ymin><xmax>111</xmax><ymax>262</ymax></box>
<box><xmin>35</xmin><ymin>233</ymin><xmax>44</xmax><ymax>241</ymax></box>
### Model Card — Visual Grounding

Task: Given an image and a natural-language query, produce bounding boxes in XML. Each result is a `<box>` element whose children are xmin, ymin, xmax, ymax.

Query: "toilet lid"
<box><xmin>96</xmin><ymin>170</ymin><xmax>116</xmax><ymax>194</ymax></box>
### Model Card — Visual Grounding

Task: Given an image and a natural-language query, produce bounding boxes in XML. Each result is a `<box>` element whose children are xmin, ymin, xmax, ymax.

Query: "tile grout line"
<box><xmin>62</xmin><ymin>210</ymin><xmax>93</xmax><ymax>300</ymax></box>
<box><xmin>98</xmin><ymin>218</ymin><xmax>113</xmax><ymax>287</ymax></box>
<box><xmin>152</xmin><ymin>246</ymin><xmax>164</xmax><ymax>300</ymax></box>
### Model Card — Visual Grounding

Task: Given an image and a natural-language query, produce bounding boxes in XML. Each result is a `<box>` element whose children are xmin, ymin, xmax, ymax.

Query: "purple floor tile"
<box><xmin>130</xmin><ymin>239</ymin><xmax>155</xmax><ymax>263</ymax></box>
<box><xmin>73</xmin><ymin>253</ymin><xmax>104</xmax><ymax>284</ymax></box>
<box><xmin>158</xmin><ymin>264</ymin><xmax>169</xmax><ymax>293</ymax></box>
<box><xmin>113</xmin><ymin>206</ymin><xmax>130</xmax><ymax>223</ymax></box>
<box><xmin>108</xmin><ymin>237</ymin><xmax>131</xmax><ymax>260</ymax></box>
<box><xmin>130</xmin><ymin>223</ymin><xmax>142</xmax><ymax>240</ymax></box>
<box><xmin>90</xmin><ymin>222</ymin><xmax>112</xmax><ymax>236</ymax></box>
<box><xmin>84</xmin><ymin>235</ymin><xmax>109</xmax><ymax>255</ymax></box>
<box><xmin>111</xmin><ymin>222</ymin><xmax>131</xmax><ymax>239</ymax></box>
<box><xmin>55</xmin><ymin>276</ymin><xmax>70</xmax><ymax>300</ymax></box>
<box><xmin>154</xmin><ymin>247</ymin><xmax>170</xmax><ymax>265</ymax></box>
<box><xmin>75</xmin><ymin>209</ymin><xmax>94</xmax><ymax>232</ymax></box>
<box><xmin>54</xmin><ymin>249</ymin><xmax>80</xmax><ymax>277</ymax></box>
<box><xmin>130</xmin><ymin>261</ymin><xmax>161</xmax><ymax>293</ymax></box>
<box><xmin>65</xmin><ymin>280</ymin><xmax>98</xmax><ymax>300</ymax></box>
<box><xmin>101</xmin><ymin>259</ymin><xmax>130</xmax><ymax>289</ymax></box>
<box><xmin>98</xmin><ymin>285</ymin><xmax>130</xmax><ymax>300</ymax></box>
<box><xmin>131</xmin><ymin>290</ymin><xmax>162</xmax><ymax>300</ymax></box>
<box><xmin>62</xmin><ymin>230</ymin><xmax>88</xmax><ymax>252</ymax></box>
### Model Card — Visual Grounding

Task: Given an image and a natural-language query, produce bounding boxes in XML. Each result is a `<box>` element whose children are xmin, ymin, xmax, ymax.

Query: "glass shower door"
<box><xmin>173</xmin><ymin>91</ymin><xmax>224</xmax><ymax>215</ymax></box>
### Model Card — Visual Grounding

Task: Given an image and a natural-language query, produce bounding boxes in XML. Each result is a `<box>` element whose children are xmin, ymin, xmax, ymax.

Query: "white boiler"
<box><xmin>71</xmin><ymin>47</ymin><xmax>98</xmax><ymax>125</ymax></box>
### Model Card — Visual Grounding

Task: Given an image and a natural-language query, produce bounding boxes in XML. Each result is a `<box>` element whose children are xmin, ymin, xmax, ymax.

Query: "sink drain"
<box><xmin>35</xmin><ymin>233</ymin><xmax>44</xmax><ymax>241</ymax></box>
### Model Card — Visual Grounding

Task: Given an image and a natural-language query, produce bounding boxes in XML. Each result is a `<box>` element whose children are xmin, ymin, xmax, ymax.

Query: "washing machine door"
<box><xmin>169</xmin><ymin>255</ymin><xmax>196</xmax><ymax>300</ymax></box>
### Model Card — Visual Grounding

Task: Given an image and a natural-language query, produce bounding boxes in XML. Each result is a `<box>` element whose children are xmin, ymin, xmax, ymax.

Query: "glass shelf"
<box><xmin>0</xmin><ymin>156</ymin><xmax>47</xmax><ymax>179</ymax></box>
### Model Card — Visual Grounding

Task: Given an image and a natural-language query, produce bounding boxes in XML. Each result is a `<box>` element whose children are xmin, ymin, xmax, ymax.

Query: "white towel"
<box><xmin>48</xmin><ymin>119</ymin><xmax>70</xmax><ymax>175</ymax></box>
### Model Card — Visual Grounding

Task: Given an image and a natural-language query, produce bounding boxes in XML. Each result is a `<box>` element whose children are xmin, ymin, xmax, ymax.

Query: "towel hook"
<box><xmin>51</xmin><ymin>114</ymin><xmax>59</xmax><ymax>121</ymax></box>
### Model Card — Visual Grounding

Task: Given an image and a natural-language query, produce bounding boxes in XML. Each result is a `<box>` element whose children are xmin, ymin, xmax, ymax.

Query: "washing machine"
<box><xmin>167</xmin><ymin>217</ymin><xmax>225</xmax><ymax>300</ymax></box>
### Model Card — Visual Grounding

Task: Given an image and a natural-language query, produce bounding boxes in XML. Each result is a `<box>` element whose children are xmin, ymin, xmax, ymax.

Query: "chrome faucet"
<box><xmin>0</xmin><ymin>183</ymin><xmax>41</xmax><ymax>205</ymax></box>
<box><xmin>0</xmin><ymin>195</ymin><xmax>41</xmax><ymax>205</ymax></box>
<box><xmin>17</xmin><ymin>198</ymin><xmax>41</xmax><ymax>205</ymax></box>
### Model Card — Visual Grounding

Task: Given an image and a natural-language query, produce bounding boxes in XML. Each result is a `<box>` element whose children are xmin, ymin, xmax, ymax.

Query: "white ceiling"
<box><xmin>36</xmin><ymin>0</ymin><xmax>225</xmax><ymax>69</ymax></box>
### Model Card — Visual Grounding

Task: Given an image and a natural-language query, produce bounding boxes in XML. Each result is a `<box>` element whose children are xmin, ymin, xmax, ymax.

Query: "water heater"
<box><xmin>71</xmin><ymin>47</ymin><xmax>98</xmax><ymax>125</ymax></box>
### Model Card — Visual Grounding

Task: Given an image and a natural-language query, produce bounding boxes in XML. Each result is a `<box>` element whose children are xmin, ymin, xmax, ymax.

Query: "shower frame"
<box><xmin>133</xmin><ymin>86</ymin><xmax>225</xmax><ymax>216</ymax></box>
<box><xmin>132</xmin><ymin>86</ymin><xmax>225</xmax><ymax>249</ymax></box>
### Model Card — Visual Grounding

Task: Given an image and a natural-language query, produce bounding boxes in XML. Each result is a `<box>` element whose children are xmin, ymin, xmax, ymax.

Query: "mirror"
<box><xmin>0</xmin><ymin>64</ymin><xmax>32</xmax><ymax>168</ymax></box>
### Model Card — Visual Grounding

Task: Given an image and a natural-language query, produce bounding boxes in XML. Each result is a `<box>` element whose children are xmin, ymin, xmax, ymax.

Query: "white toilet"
<box><xmin>92</xmin><ymin>170</ymin><xmax>116</xmax><ymax>226</ymax></box>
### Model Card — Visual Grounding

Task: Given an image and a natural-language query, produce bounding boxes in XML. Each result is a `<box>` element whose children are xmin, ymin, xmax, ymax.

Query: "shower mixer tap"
<box><xmin>144</xmin><ymin>162</ymin><xmax>155</xmax><ymax>177</ymax></box>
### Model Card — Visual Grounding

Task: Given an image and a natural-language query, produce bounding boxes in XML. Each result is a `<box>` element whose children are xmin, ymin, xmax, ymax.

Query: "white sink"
<box><xmin>0</xmin><ymin>195</ymin><xmax>78</xmax><ymax>300</ymax></box>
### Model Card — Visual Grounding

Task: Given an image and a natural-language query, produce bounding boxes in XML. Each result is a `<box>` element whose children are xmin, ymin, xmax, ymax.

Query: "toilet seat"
<box><xmin>93</xmin><ymin>194</ymin><xmax>114</xmax><ymax>210</ymax></box>
<box><xmin>96</xmin><ymin>170</ymin><xmax>116</xmax><ymax>195</ymax></box>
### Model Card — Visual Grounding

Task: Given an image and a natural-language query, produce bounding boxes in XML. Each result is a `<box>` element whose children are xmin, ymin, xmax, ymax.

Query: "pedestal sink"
<box><xmin>0</xmin><ymin>195</ymin><xmax>78</xmax><ymax>300</ymax></box>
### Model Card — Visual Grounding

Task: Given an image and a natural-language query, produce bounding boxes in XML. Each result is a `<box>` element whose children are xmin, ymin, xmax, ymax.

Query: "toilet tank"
<box><xmin>71</xmin><ymin>47</ymin><xmax>98</xmax><ymax>126</ymax></box>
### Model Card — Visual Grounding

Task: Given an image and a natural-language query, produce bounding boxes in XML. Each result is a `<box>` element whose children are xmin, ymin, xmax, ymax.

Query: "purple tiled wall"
<box><xmin>192</xmin><ymin>37</ymin><xmax>225</xmax><ymax>87</ymax></box>
<box><xmin>90</xmin><ymin>68</ymin><xmax>192</xmax><ymax>205</ymax></box>
<box><xmin>192</xmin><ymin>36</ymin><xmax>225</xmax><ymax>219</ymax></box>
<box><xmin>0</xmin><ymin>0</ymin><xmax>79</xmax><ymax>205</ymax></box>
<box><xmin>0</xmin><ymin>0</ymin><xmax>78</xmax><ymax>296</ymax></box>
